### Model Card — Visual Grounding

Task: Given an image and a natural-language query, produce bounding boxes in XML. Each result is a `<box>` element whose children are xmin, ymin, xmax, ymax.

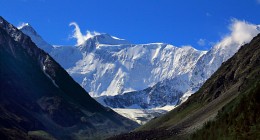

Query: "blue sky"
<box><xmin>1</xmin><ymin>0</ymin><xmax>260</xmax><ymax>50</ymax></box>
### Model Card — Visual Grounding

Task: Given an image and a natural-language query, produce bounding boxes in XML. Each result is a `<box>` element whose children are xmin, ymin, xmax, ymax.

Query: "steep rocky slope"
<box><xmin>0</xmin><ymin>16</ymin><xmax>138</xmax><ymax>140</ymax></box>
<box><xmin>191</xmin><ymin>80</ymin><xmax>260</xmax><ymax>140</ymax></box>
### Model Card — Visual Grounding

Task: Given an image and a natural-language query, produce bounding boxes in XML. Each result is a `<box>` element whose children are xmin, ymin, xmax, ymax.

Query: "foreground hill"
<box><xmin>108</xmin><ymin>34</ymin><xmax>260</xmax><ymax>139</ymax></box>
<box><xmin>0</xmin><ymin>16</ymin><xmax>138</xmax><ymax>140</ymax></box>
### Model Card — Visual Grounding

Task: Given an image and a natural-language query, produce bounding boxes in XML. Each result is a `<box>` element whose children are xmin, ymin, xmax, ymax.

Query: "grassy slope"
<box><xmin>191</xmin><ymin>80</ymin><xmax>260</xmax><ymax>140</ymax></box>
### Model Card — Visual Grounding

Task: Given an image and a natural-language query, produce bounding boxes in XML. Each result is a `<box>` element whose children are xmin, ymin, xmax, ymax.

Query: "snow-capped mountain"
<box><xmin>19</xmin><ymin>24</ymin><xmax>205</xmax><ymax>97</ymax></box>
<box><xmin>18</xmin><ymin>21</ymin><xmax>260</xmax><ymax>100</ymax></box>
<box><xmin>18</xmin><ymin>21</ymin><xmax>260</xmax><ymax>124</ymax></box>
<box><xmin>18</xmin><ymin>23</ymin><xmax>53</xmax><ymax>53</ymax></box>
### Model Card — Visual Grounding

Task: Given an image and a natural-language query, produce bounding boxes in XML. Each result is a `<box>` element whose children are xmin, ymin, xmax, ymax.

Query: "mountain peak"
<box><xmin>83</xmin><ymin>32</ymin><xmax>130</xmax><ymax>45</ymax></box>
<box><xmin>18</xmin><ymin>23</ymin><xmax>37</xmax><ymax>34</ymax></box>
<box><xmin>83</xmin><ymin>30</ymin><xmax>102</xmax><ymax>40</ymax></box>
<box><xmin>17</xmin><ymin>22</ymin><xmax>53</xmax><ymax>53</ymax></box>
<box><xmin>78</xmin><ymin>32</ymin><xmax>130</xmax><ymax>52</ymax></box>
<box><xmin>17</xmin><ymin>22</ymin><xmax>30</xmax><ymax>29</ymax></box>
<box><xmin>69</xmin><ymin>22</ymin><xmax>130</xmax><ymax>47</ymax></box>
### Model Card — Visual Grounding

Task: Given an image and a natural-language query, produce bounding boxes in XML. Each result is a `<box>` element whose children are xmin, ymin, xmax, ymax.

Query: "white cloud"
<box><xmin>228</xmin><ymin>19</ymin><xmax>259</xmax><ymax>44</ymax></box>
<box><xmin>213</xmin><ymin>19</ymin><xmax>259</xmax><ymax>54</ymax></box>
<box><xmin>69</xmin><ymin>22</ymin><xmax>100</xmax><ymax>46</ymax></box>
<box><xmin>197</xmin><ymin>39</ymin><xmax>206</xmax><ymax>46</ymax></box>
<box><xmin>257</xmin><ymin>0</ymin><xmax>260</xmax><ymax>4</ymax></box>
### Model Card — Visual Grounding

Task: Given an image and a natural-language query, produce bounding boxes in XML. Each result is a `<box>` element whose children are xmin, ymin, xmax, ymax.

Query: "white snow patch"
<box><xmin>42</xmin><ymin>65</ymin><xmax>59</xmax><ymax>88</ymax></box>
<box><xmin>113</xmin><ymin>108</ymin><xmax>168</xmax><ymax>125</ymax></box>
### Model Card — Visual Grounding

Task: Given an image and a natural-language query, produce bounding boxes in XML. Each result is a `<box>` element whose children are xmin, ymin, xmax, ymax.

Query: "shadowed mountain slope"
<box><xmin>0</xmin><ymin>16</ymin><xmax>139</xmax><ymax>140</ymax></box>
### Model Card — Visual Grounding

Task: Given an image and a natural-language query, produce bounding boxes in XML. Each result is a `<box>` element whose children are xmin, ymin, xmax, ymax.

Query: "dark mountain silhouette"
<box><xmin>0</xmin><ymin>16</ymin><xmax>139</xmax><ymax>140</ymax></box>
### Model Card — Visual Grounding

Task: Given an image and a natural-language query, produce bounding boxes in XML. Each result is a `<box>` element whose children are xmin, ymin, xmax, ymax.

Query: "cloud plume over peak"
<box><xmin>69</xmin><ymin>22</ymin><xmax>100</xmax><ymax>46</ymax></box>
<box><xmin>211</xmin><ymin>19</ymin><xmax>259</xmax><ymax>58</ymax></box>
<box><xmin>228</xmin><ymin>19</ymin><xmax>259</xmax><ymax>44</ymax></box>
<box><xmin>216</xmin><ymin>19</ymin><xmax>260</xmax><ymax>49</ymax></box>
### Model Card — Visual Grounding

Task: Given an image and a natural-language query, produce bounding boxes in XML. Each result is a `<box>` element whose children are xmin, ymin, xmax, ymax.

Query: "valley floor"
<box><xmin>113</xmin><ymin>105</ymin><xmax>176</xmax><ymax>124</ymax></box>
